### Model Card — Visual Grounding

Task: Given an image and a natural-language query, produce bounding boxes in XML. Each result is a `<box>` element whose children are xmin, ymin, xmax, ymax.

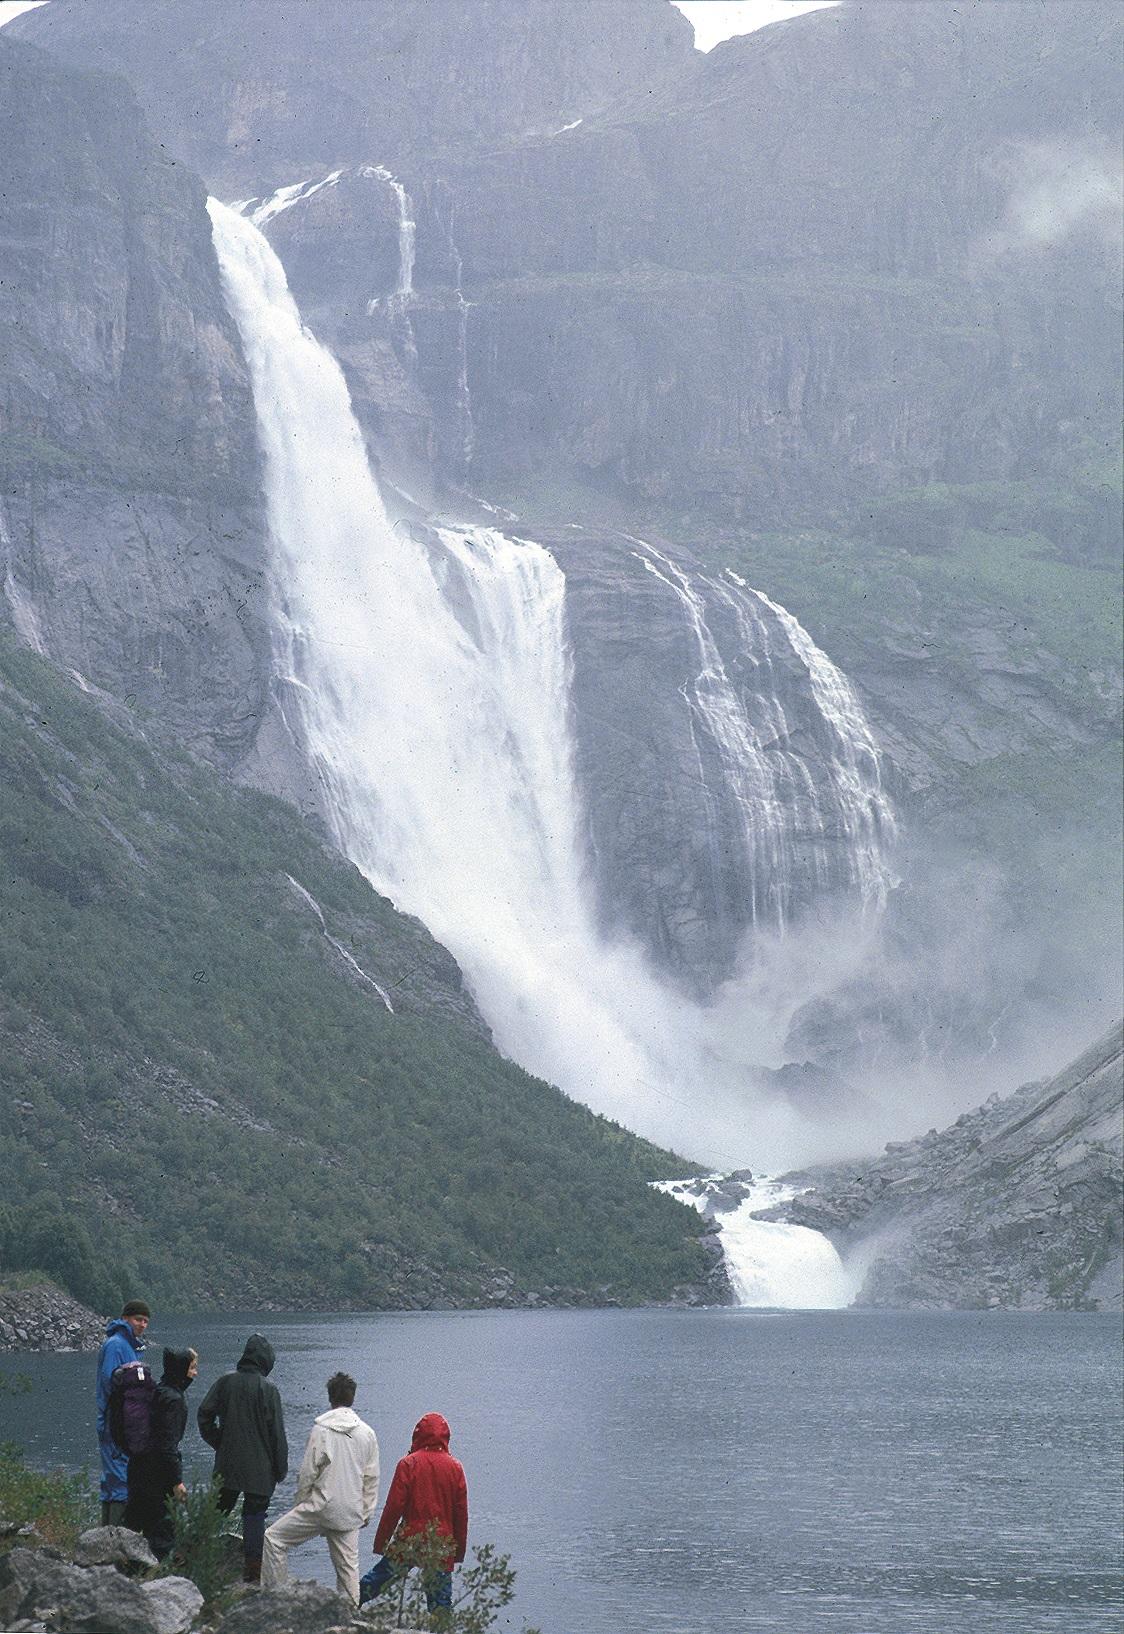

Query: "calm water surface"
<box><xmin>2</xmin><ymin>1309</ymin><xmax>1120</xmax><ymax>1633</ymax></box>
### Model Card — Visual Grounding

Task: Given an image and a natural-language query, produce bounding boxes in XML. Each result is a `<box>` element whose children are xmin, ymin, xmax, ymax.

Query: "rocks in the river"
<box><xmin>0</xmin><ymin>1283</ymin><xmax>103</xmax><ymax>1353</ymax></box>
<box><xmin>776</xmin><ymin>1024</ymin><xmax>1124</xmax><ymax>1309</ymax></box>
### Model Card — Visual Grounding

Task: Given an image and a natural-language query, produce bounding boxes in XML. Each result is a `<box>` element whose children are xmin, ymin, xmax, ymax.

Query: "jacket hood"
<box><xmin>104</xmin><ymin>1318</ymin><xmax>144</xmax><ymax>1351</ymax></box>
<box><xmin>410</xmin><ymin>1412</ymin><xmax>451</xmax><ymax>1452</ymax></box>
<box><xmin>315</xmin><ymin>1406</ymin><xmax>362</xmax><ymax>1434</ymax></box>
<box><xmin>161</xmin><ymin>1348</ymin><xmax>195</xmax><ymax>1391</ymax></box>
<box><xmin>237</xmin><ymin>1334</ymin><xmax>275</xmax><ymax>1376</ymax></box>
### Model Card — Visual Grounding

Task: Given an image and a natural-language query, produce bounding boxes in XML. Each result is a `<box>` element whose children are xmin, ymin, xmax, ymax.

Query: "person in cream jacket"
<box><xmin>262</xmin><ymin>1371</ymin><xmax>380</xmax><ymax>1604</ymax></box>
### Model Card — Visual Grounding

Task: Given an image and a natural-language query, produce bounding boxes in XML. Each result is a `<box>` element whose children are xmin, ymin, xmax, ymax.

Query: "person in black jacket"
<box><xmin>196</xmin><ymin>1333</ymin><xmax>288</xmax><ymax>1583</ymax></box>
<box><xmin>123</xmin><ymin>1346</ymin><xmax>197</xmax><ymax>1560</ymax></box>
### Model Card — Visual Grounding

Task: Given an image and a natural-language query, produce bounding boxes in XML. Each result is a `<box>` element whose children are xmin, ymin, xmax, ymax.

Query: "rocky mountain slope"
<box><xmin>0</xmin><ymin>626</ymin><xmax>716</xmax><ymax>1311</ymax></box>
<box><xmin>777</xmin><ymin>1025</ymin><xmax>1124</xmax><ymax>1309</ymax></box>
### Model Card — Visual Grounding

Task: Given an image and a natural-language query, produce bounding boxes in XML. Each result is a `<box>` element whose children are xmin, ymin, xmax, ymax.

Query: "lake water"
<box><xmin>2</xmin><ymin>1309</ymin><xmax>1121</xmax><ymax>1633</ymax></box>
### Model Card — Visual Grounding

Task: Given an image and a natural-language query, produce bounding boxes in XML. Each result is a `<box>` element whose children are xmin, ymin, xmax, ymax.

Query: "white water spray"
<box><xmin>656</xmin><ymin>1176</ymin><xmax>858</xmax><ymax>1308</ymax></box>
<box><xmin>208</xmin><ymin>199</ymin><xmax>893</xmax><ymax>1170</ymax></box>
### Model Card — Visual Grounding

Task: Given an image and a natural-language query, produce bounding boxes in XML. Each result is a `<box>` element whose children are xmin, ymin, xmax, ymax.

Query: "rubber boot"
<box><xmin>242</xmin><ymin>1557</ymin><xmax>262</xmax><ymax>1585</ymax></box>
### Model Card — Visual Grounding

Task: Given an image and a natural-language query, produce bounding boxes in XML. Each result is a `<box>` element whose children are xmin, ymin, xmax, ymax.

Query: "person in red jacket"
<box><xmin>358</xmin><ymin>1412</ymin><xmax>468</xmax><ymax>1615</ymax></box>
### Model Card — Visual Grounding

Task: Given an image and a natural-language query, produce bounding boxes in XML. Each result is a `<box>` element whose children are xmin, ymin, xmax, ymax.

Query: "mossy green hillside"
<box><xmin>0</xmin><ymin>632</ymin><xmax>707</xmax><ymax>1313</ymax></box>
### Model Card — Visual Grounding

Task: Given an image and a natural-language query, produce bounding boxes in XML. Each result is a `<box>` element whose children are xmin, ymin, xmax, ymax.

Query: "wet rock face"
<box><xmin>779</xmin><ymin>1024</ymin><xmax>1124</xmax><ymax>1309</ymax></box>
<box><xmin>21</xmin><ymin>1</ymin><xmax>1117</xmax><ymax>526</ymax></box>
<box><xmin>0</xmin><ymin>39</ymin><xmax>271</xmax><ymax>768</ymax></box>
<box><xmin>544</xmin><ymin>527</ymin><xmax>894</xmax><ymax>993</ymax></box>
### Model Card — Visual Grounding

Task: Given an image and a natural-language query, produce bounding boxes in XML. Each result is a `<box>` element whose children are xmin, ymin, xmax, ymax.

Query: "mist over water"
<box><xmin>208</xmin><ymin>199</ymin><xmax>898</xmax><ymax>1172</ymax></box>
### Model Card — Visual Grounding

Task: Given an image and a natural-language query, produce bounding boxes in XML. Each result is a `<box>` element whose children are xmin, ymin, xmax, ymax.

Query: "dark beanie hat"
<box><xmin>121</xmin><ymin>1299</ymin><xmax>151</xmax><ymax>1318</ymax></box>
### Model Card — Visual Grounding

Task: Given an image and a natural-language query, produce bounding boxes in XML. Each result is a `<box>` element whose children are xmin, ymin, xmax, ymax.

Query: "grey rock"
<box><xmin>74</xmin><ymin>1527</ymin><xmax>159</xmax><ymax>1574</ymax></box>
<box><xmin>138</xmin><ymin>1577</ymin><xmax>205</xmax><ymax>1634</ymax></box>
<box><xmin>0</xmin><ymin>37</ymin><xmax>271</xmax><ymax>774</ymax></box>
<box><xmin>213</xmin><ymin>1582</ymin><xmax>357</xmax><ymax>1634</ymax></box>
<box><xmin>779</xmin><ymin>1024</ymin><xmax>1124</xmax><ymax>1309</ymax></box>
<box><xmin>0</xmin><ymin>1548</ymin><xmax>158</xmax><ymax>1634</ymax></box>
<box><xmin>0</xmin><ymin>1284</ymin><xmax>103</xmax><ymax>1355</ymax></box>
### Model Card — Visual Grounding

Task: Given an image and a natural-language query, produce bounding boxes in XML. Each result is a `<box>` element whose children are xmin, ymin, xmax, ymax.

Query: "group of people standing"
<box><xmin>95</xmin><ymin>1301</ymin><xmax>469</xmax><ymax>1612</ymax></box>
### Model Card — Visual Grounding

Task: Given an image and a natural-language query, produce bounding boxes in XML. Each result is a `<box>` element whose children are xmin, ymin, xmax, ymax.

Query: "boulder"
<box><xmin>138</xmin><ymin>1576</ymin><xmax>205</xmax><ymax>1634</ymax></box>
<box><xmin>0</xmin><ymin>1547</ymin><xmax>157</xmax><ymax>1634</ymax></box>
<box><xmin>74</xmin><ymin>1526</ymin><xmax>159</xmax><ymax>1574</ymax></box>
<box><xmin>214</xmin><ymin>1582</ymin><xmax>358</xmax><ymax>1634</ymax></box>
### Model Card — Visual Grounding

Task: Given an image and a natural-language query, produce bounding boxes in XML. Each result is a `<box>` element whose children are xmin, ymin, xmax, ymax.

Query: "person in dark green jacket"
<box><xmin>196</xmin><ymin>1333</ymin><xmax>288</xmax><ymax>1582</ymax></box>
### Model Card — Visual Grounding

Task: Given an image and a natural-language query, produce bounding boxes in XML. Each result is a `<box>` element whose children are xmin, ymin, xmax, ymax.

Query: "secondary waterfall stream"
<box><xmin>208</xmin><ymin>199</ymin><xmax>894</xmax><ymax>1189</ymax></box>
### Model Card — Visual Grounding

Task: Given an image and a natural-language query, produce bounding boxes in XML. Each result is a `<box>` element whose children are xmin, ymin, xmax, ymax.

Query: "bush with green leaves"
<box><xmin>362</xmin><ymin>1521</ymin><xmax>540</xmax><ymax>1633</ymax></box>
<box><xmin>150</xmin><ymin>1478</ymin><xmax>243</xmax><ymax>1607</ymax></box>
<box><xmin>0</xmin><ymin>1442</ymin><xmax>98</xmax><ymax>1550</ymax></box>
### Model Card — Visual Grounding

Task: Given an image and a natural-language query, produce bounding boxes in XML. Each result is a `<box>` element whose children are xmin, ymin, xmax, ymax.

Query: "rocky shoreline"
<box><xmin>0</xmin><ymin>1283</ymin><xmax>104</xmax><ymax>1354</ymax></box>
<box><xmin>0</xmin><ymin>1527</ymin><xmax>380</xmax><ymax>1633</ymax></box>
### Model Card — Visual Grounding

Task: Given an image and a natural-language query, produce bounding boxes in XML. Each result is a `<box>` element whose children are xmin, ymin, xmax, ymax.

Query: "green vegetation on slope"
<box><xmin>0</xmin><ymin>632</ymin><xmax>707</xmax><ymax>1312</ymax></box>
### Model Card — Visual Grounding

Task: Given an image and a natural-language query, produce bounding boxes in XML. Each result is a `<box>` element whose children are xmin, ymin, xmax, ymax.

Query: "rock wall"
<box><xmin>14</xmin><ymin>0</ymin><xmax>696</xmax><ymax>193</ymax></box>
<box><xmin>779</xmin><ymin>1024</ymin><xmax>1124</xmax><ymax>1309</ymax></box>
<box><xmin>0</xmin><ymin>39</ymin><xmax>271</xmax><ymax>768</ymax></box>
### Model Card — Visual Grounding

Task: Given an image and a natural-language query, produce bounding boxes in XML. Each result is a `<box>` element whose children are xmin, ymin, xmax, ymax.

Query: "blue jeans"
<box><xmin>359</xmin><ymin>1554</ymin><xmax>453</xmax><ymax>1612</ymax></box>
<box><xmin>218</xmin><ymin>1488</ymin><xmax>271</xmax><ymax>1562</ymax></box>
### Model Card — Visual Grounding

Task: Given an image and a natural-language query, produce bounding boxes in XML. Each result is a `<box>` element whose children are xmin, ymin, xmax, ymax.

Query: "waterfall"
<box><xmin>447</xmin><ymin>202</ymin><xmax>476</xmax><ymax>469</ymax></box>
<box><xmin>360</xmin><ymin>165</ymin><xmax>417</xmax><ymax>332</ymax></box>
<box><xmin>285</xmin><ymin>875</ymin><xmax>395</xmax><ymax>1013</ymax></box>
<box><xmin>208</xmin><ymin>198</ymin><xmax>893</xmax><ymax>1171</ymax></box>
<box><xmin>655</xmin><ymin>1176</ymin><xmax>858</xmax><ymax>1308</ymax></box>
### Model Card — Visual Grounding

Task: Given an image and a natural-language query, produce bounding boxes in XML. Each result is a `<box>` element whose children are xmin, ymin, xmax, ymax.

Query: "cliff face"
<box><xmin>0</xmin><ymin>39</ymin><xmax>271</xmax><ymax>766</ymax></box>
<box><xmin>780</xmin><ymin>1025</ymin><xmax>1124</xmax><ymax>1309</ymax></box>
<box><xmin>446</xmin><ymin>0</ymin><xmax>1121</xmax><ymax>524</ymax></box>
<box><xmin>20</xmin><ymin>1</ymin><xmax>1119</xmax><ymax>528</ymax></box>
<box><xmin>13</xmin><ymin>0</ymin><xmax>695</xmax><ymax>193</ymax></box>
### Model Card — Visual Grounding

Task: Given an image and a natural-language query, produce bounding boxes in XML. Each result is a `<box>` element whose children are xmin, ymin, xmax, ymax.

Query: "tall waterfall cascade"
<box><xmin>208</xmin><ymin>199</ymin><xmax>896</xmax><ymax>1171</ymax></box>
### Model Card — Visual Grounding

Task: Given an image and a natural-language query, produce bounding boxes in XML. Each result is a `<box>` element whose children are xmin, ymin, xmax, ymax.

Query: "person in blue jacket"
<box><xmin>95</xmin><ymin>1298</ymin><xmax>150</xmax><ymax>1524</ymax></box>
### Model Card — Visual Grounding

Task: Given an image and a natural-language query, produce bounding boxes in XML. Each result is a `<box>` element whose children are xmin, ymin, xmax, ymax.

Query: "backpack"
<box><xmin>108</xmin><ymin>1361</ymin><xmax>157</xmax><ymax>1454</ymax></box>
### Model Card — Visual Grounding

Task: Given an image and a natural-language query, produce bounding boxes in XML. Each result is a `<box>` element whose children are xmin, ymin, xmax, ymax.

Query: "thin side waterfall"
<box><xmin>447</xmin><ymin>202</ymin><xmax>475</xmax><ymax>469</ymax></box>
<box><xmin>629</xmin><ymin>542</ymin><xmax>895</xmax><ymax>932</ymax></box>
<box><xmin>207</xmin><ymin>199</ymin><xmax>892</xmax><ymax>1172</ymax></box>
<box><xmin>360</xmin><ymin>165</ymin><xmax>417</xmax><ymax>332</ymax></box>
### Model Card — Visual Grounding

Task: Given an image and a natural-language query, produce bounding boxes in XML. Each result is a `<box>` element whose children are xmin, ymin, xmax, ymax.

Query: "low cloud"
<box><xmin>985</xmin><ymin>141</ymin><xmax>1124</xmax><ymax>257</ymax></box>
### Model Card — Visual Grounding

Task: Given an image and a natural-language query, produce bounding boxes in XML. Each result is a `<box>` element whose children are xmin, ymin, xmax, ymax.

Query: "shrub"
<box><xmin>362</xmin><ymin>1520</ymin><xmax>541</xmax><ymax>1632</ymax></box>
<box><xmin>0</xmin><ymin>1443</ymin><xmax>97</xmax><ymax>1550</ymax></box>
<box><xmin>151</xmin><ymin>1478</ymin><xmax>243</xmax><ymax>1608</ymax></box>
